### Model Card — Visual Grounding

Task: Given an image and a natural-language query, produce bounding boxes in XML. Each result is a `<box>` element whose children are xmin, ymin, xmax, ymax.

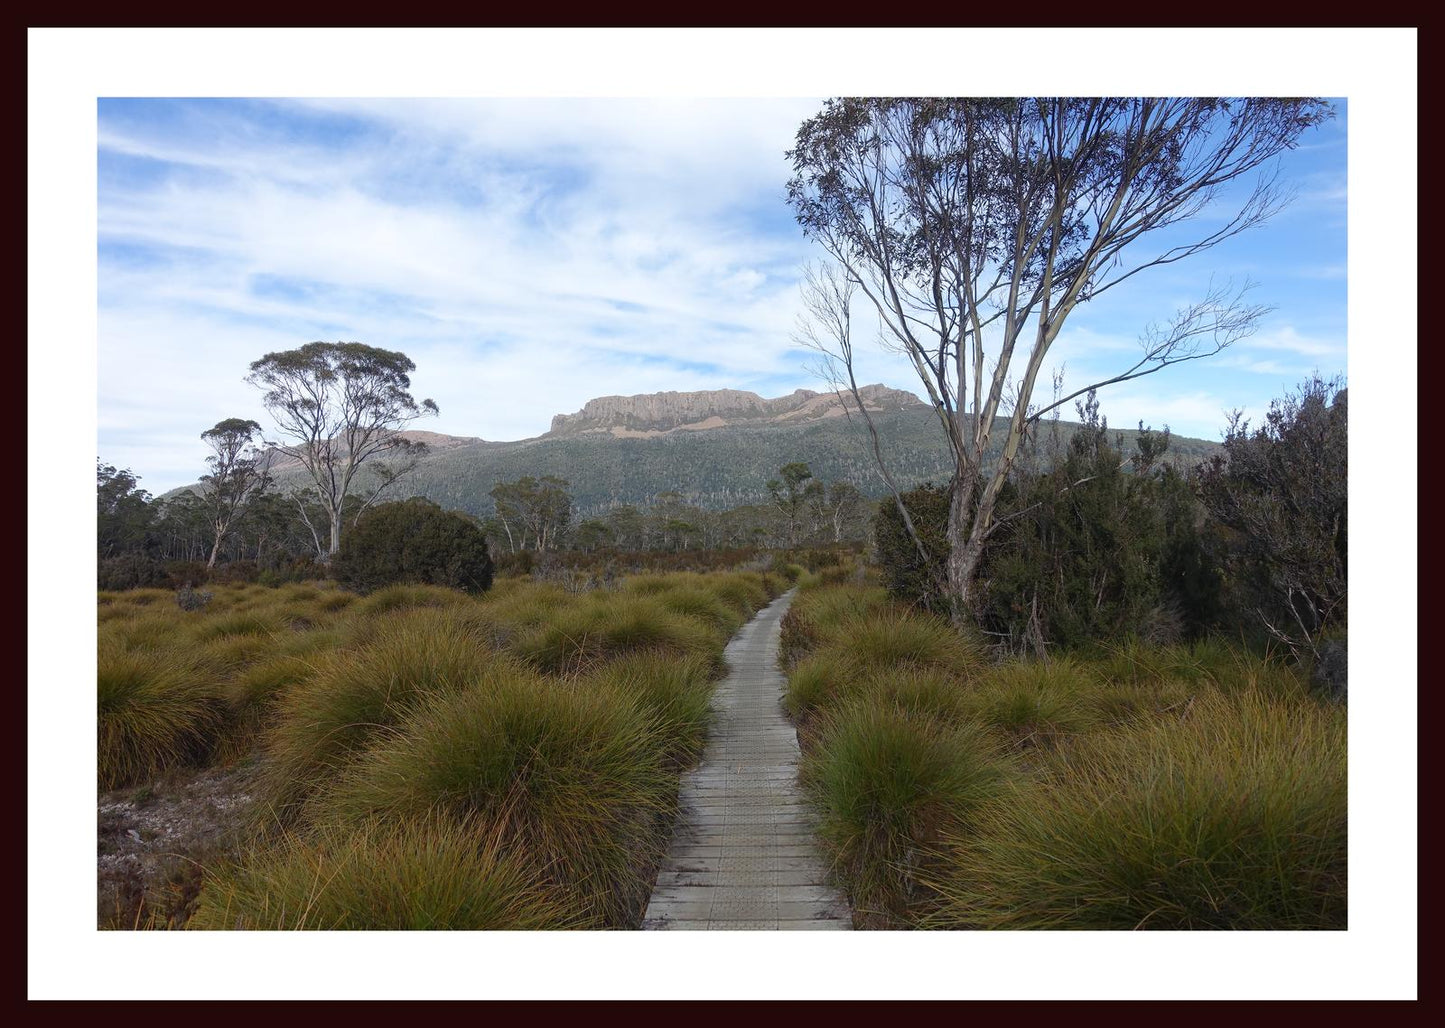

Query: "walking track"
<box><xmin>641</xmin><ymin>588</ymin><xmax>853</xmax><ymax>930</ymax></box>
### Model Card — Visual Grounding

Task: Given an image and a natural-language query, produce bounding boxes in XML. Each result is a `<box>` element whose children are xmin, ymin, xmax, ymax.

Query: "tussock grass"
<box><xmin>706</xmin><ymin>571</ymin><xmax>777</xmax><ymax>614</ymax></box>
<box><xmin>316</xmin><ymin>671</ymin><xmax>674</xmax><ymax>927</ymax></box>
<box><xmin>189</xmin><ymin>815</ymin><xmax>581</xmax><ymax>930</ymax></box>
<box><xmin>920</xmin><ymin>686</ymin><xmax>1347</xmax><ymax>930</ymax></box>
<box><xmin>833</xmin><ymin>610</ymin><xmax>986</xmax><ymax>679</ymax></box>
<box><xmin>618</xmin><ymin>573</ymin><xmax>677</xmax><ymax>596</ymax></box>
<box><xmin>98</xmin><ymin>571</ymin><xmax>797</xmax><ymax>928</ymax></box>
<box><xmin>215</xmin><ymin>651</ymin><xmax>327</xmax><ymax>762</ymax></box>
<box><xmin>781</xmin><ymin>581</ymin><xmax>1348</xmax><ymax>930</ymax></box>
<box><xmin>781</xmin><ymin>586</ymin><xmax>932</xmax><ymax>670</ymax></box>
<box><xmin>586</xmin><ymin>652</ymin><xmax>717</xmax><ymax>766</ymax></box>
<box><xmin>349</xmin><ymin>583</ymin><xmax>473</xmax><ymax>619</ymax></box>
<box><xmin>104</xmin><ymin>612</ymin><xmax>187</xmax><ymax>651</ymax></box>
<box><xmin>475</xmin><ymin>584</ymin><xmax>572</xmax><ymax>646</ymax></box>
<box><xmin>259</xmin><ymin>609</ymin><xmax>501</xmax><ymax>822</ymax></box>
<box><xmin>512</xmin><ymin>593</ymin><xmax>720</xmax><ymax>677</ymax></box>
<box><xmin>193</xmin><ymin>632</ymin><xmax>280</xmax><ymax>673</ymax></box>
<box><xmin>651</xmin><ymin>585</ymin><xmax>744</xmax><ymax>637</ymax></box>
<box><xmin>787</xmin><ymin>656</ymin><xmax>974</xmax><ymax>730</ymax></box>
<box><xmin>784</xmin><ymin>651</ymin><xmax>856</xmax><ymax>722</ymax></box>
<box><xmin>316</xmin><ymin>590</ymin><xmax>355</xmax><ymax>613</ymax></box>
<box><xmin>98</xmin><ymin>638</ymin><xmax>225</xmax><ymax>790</ymax></box>
<box><xmin>959</xmin><ymin>659</ymin><xmax>1099</xmax><ymax>750</ymax></box>
<box><xmin>800</xmin><ymin>698</ymin><xmax>1009</xmax><ymax>928</ymax></box>
<box><xmin>117</xmin><ymin>588</ymin><xmax>174</xmax><ymax>607</ymax></box>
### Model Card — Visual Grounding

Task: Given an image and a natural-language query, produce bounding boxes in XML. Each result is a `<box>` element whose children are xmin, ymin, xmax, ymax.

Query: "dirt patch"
<box><xmin>97</xmin><ymin>761</ymin><xmax>265</xmax><ymax>929</ymax></box>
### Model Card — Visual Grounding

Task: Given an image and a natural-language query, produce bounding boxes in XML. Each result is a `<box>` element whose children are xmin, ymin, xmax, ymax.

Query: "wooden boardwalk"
<box><xmin>641</xmin><ymin>588</ymin><xmax>852</xmax><ymax>930</ymax></box>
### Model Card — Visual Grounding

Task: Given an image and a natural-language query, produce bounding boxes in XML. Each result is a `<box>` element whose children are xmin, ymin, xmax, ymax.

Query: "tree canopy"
<box><xmin>788</xmin><ymin>96</ymin><xmax>1334</xmax><ymax>622</ymax></box>
<box><xmin>199</xmin><ymin>418</ymin><xmax>270</xmax><ymax>567</ymax></box>
<box><xmin>246</xmin><ymin>341</ymin><xmax>438</xmax><ymax>556</ymax></box>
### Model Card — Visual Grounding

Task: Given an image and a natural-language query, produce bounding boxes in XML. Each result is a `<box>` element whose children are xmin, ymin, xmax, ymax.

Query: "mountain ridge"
<box><xmin>166</xmin><ymin>384</ymin><xmax>1222</xmax><ymax>519</ymax></box>
<box><xmin>547</xmin><ymin>384</ymin><xmax>923</xmax><ymax>437</ymax></box>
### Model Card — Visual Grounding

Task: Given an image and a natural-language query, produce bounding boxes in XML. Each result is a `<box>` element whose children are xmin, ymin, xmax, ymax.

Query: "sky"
<box><xmin>95</xmin><ymin>94</ymin><xmax>1347</xmax><ymax>494</ymax></box>
<box><xmin>31</xmin><ymin>28</ymin><xmax>1415</xmax><ymax>1001</ymax></box>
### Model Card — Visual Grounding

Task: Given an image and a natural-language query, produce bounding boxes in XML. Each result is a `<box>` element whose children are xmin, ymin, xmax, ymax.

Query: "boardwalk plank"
<box><xmin>641</xmin><ymin>588</ymin><xmax>852</xmax><ymax>931</ymax></box>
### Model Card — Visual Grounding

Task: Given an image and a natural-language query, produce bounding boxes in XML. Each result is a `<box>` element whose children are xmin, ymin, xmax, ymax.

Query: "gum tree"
<box><xmin>787</xmin><ymin>97</ymin><xmax>1333</xmax><ymax>623</ymax></box>
<box><xmin>199</xmin><ymin>417</ymin><xmax>271</xmax><ymax>567</ymax></box>
<box><xmin>246</xmin><ymin>341</ymin><xmax>438</xmax><ymax>558</ymax></box>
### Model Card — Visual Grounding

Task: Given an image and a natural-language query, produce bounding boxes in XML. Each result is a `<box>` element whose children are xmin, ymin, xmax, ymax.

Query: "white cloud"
<box><xmin>1241</xmin><ymin>324</ymin><xmax>1345</xmax><ymax>359</ymax></box>
<box><xmin>97</xmin><ymin>98</ymin><xmax>836</xmax><ymax>489</ymax></box>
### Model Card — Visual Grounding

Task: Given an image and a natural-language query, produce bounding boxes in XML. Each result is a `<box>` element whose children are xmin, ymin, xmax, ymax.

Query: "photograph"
<box><xmin>29</xmin><ymin>26</ymin><xmax>1416</xmax><ymax>1001</ymax></box>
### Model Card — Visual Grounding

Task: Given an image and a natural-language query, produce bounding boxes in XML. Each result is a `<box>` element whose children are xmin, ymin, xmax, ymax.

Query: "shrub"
<box><xmin>162</xmin><ymin>561</ymin><xmax>211</xmax><ymax>590</ymax></box>
<box><xmin>97</xmin><ymin>554</ymin><xmax>169</xmax><ymax>591</ymax></box>
<box><xmin>1196</xmin><ymin>375</ymin><xmax>1347</xmax><ymax>661</ymax></box>
<box><xmin>206</xmin><ymin>561</ymin><xmax>260</xmax><ymax>585</ymax></box>
<box><xmin>333</xmin><ymin>497</ymin><xmax>494</xmax><ymax>595</ymax></box>
<box><xmin>175</xmin><ymin>585</ymin><xmax>213</xmax><ymax>612</ymax></box>
<box><xmin>190</xmin><ymin>815</ymin><xmax>581</xmax><ymax>930</ymax></box>
<box><xmin>871</xmin><ymin>482</ymin><xmax>952</xmax><ymax>616</ymax></box>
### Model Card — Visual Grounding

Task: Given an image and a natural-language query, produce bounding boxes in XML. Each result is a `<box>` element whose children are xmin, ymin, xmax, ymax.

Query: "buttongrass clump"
<box><xmin>832</xmin><ymin>609</ymin><xmax>986</xmax><ymax>680</ymax></box>
<box><xmin>189</xmin><ymin>814</ymin><xmax>582</xmax><ymax>930</ymax></box>
<box><xmin>706</xmin><ymin>571</ymin><xmax>777</xmax><ymax>615</ymax></box>
<box><xmin>920</xmin><ymin>686</ymin><xmax>1347</xmax><ymax>930</ymax></box>
<box><xmin>799</xmin><ymin>697</ymin><xmax>1010</xmax><ymax>928</ymax></box>
<box><xmin>314</xmin><ymin>670</ymin><xmax>675</xmax><ymax>927</ymax></box>
<box><xmin>98</xmin><ymin>637</ymin><xmax>226</xmax><ymax>790</ymax></box>
<box><xmin>958</xmin><ymin>658</ymin><xmax>1099</xmax><ymax>751</ymax></box>
<box><xmin>259</xmin><ymin>609</ymin><xmax>501</xmax><ymax>823</ymax></box>
<box><xmin>349</xmin><ymin>583</ymin><xmax>474</xmax><ymax>620</ymax></box>
<box><xmin>650</xmin><ymin>585</ymin><xmax>744</xmax><ymax>638</ymax></box>
<box><xmin>585</xmin><ymin>651</ymin><xmax>718</xmax><ymax>767</ymax></box>
<box><xmin>511</xmin><ymin>593</ymin><xmax>720</xmax><ymax>677</ymax></box>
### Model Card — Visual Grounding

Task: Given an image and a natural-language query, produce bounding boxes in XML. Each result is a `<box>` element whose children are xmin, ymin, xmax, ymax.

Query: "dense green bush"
<box><xmin>871</xmin><ymin>397</ymin><xmax>1220</xmax><ymax>650</ymax></box>
<box><xmin>333</xmin><ymin>498</ymin><xmax>494</xmax><ymax>595</ymax></box>
<box><xmin>977</xmin><ymin>405</ymin><xmax>1174</xmax><ymax>649</ymax></box>
<box><xmin>97</xmin><ymin>554</ymin><xmax>170</xmax><ymax>592</ymax></box>
<box><xmin>1196</xmin><ymin>375</ymin><xmax>1347</xmax><ymax>665</ymax></box>
<box><xmin>871</xmin><ymin>482</ymin><xmax>952</xmax><ymax>616</ymax></box>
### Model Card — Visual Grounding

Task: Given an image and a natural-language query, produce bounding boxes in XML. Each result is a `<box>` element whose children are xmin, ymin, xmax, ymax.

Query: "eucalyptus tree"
<box><xmin>788</xmin><ymin>96</ymin><xmax>1333</xmax><ymax>623</ymax></box>
<box><xmin>246</xmin><ymin>341</ymin><xmax>438</xmax><ymax>558</ymax></box>
<box><xmin>199</xmin><ymin>417</ymin><xmax>271</xmax><ymax>567</ymax></box>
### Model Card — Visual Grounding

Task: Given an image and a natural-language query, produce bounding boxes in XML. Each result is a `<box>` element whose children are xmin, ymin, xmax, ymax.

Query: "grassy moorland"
<box><xmin>97</xmin><ymin>569</ymin><xmax>785</xmax><ymax>929</ymax></box>
<box><xmin>779</xmin><ymin>572</ymin><xmax>1347</xmax><ymax>930</ymax></box>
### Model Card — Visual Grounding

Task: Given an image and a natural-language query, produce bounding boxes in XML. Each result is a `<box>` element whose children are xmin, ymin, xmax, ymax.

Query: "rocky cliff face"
<box><xmin>547</xmin><ymin>384</ymin><xmax>923</xmax><ymax>437</ymax></box>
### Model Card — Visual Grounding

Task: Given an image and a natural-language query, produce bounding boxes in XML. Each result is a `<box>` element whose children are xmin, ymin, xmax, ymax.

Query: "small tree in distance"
<box><xmin>199</xmin><ymin>417</ymin><xmax>270</xmax><ymax>567</ymax></box>
<box><xmin>246</xmin><ymin>341</ymin><xmax>438</xmax><ymax>558</ymax></box>
<box><xmin>767</xmin><ymin>462</ymin><xmax>819</xmax><ymax>547</ymax></box>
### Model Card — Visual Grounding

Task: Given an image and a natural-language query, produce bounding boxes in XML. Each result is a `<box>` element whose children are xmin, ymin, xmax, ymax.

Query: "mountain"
<box><xmin>169</xmin><ymin>386</ymin><xmax>1222</xmax><ymax>518</ymax></box>
<box><xmin>547</xmin><ymin>384</ymin><xmax>920</xmax><ymax>438</ymax></box>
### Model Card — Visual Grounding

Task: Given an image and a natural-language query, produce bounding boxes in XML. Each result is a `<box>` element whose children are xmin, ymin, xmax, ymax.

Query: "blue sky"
<box><xmin>96</xmin><ymin>95</ymin><xmax>1347</xmax><ymax>494</ymax></box>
